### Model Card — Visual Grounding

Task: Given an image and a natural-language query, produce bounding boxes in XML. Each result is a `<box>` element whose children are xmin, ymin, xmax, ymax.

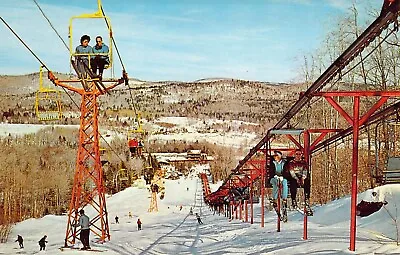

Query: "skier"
<box><xmin>38</xmin><ymin>235</ymin><xmax>48</xmax><ymax>251</ymax></box>
<box><xmin>78</xmin><ymin>209</ymin><xmax>91</xmax><ymax>250</ymax></box>
<box><xmin>179</xmin><ymin>205</ymin><xmax>183</xmax><ymax>211</ymax></box>
<box><xmin>115</xmin><ymin>215</ymin><xmax>119</xmax><ymax>224</ymax></box>
<box><xmin>189</xmin><ymin>207</ymin><xmax>193</xmax><ymax>215</ymax></box>
<box><xmin>129</xmin><ymin>211</ymin><xmax>132</xmax><ymax>218</ymax></box>
<box><xmin>138</xmin><ymin>140</ymin><xmax>144</xmax><ymax>156</ymax></box>
<box><xmin>269</xmin><ymin>150</ymin><xmax>290</xmax><ymax>222</ymax></box>
<box><xmin>195</xmin><ymin>213</ymin><xmax>203</xmax><ymax>224</ymax></box>
<box><xmin>15</xmin><ymin>235</ymin><xmax>23</xmax><ymax>248</ymax></box>
<box><xmin>137</xmin><ymin>218</ymin><xmax>142</xmax><ymax>230</ymax></box>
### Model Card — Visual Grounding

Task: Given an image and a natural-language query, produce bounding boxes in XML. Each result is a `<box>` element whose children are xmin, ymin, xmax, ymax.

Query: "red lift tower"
<box><xmin>48</xmin><ymin>71</ymin><xmax>125</xmax><ymax>247</ymax></box>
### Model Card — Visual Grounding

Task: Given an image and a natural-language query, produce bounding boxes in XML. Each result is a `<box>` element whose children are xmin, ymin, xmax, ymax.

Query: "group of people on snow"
<box><xmin>15</xmin><ymin>234</ymin><xmax>47</xmax><ymax>251</ymax></box>
<box><xmin>116</xmin><ymin>213</ymin><xmax>142</xmax><ymax>230</ymax></box>
<box><xmin>13</xmin><ymin>210</ymin><xmax>89</xmax><ymax>251</ymax></box>
<box><xmin>14</xmin><ymin>209</ymin><xmax>144</xmax><ymax>252</ymax></box>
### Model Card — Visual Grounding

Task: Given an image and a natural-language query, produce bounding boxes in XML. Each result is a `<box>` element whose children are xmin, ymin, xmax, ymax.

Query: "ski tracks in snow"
<box><xmin>137</xmin><ymin>178</ymin><xmax>206</xmax><ymax>255</ymax></box>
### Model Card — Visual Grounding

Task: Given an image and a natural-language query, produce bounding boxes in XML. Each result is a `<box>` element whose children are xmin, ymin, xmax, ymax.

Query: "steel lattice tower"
<box><xmin>48</xmin><ymin>71</ymin><xmax>125</xmax><ymax>247</ymax></box>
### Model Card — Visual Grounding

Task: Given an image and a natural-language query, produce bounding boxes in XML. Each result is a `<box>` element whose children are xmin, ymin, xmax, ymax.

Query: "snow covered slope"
<box><xmin>2</xmin><ymin>172</ymin><xmax>400</xmax><ymax>254</ymax></box>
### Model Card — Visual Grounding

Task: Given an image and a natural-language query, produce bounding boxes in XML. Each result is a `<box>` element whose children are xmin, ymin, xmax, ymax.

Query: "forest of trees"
<box><xmin>0</xmin><ymin>128</ymin><xmax>241</xmax><ymax>227</ymax></box>
<box><xmin>0</xmin><ymin>128</ymin><xmax>76</xmax><ymax>226</ymax></box>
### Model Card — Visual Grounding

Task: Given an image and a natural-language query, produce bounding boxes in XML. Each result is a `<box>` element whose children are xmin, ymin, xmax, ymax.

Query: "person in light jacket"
<box><xmin>78</xmin><ymin>209</ymin><xmax>91</xmax><ymax>250</ymax></box>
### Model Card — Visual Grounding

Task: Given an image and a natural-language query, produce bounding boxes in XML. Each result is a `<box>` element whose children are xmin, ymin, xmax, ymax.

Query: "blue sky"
<box><xmin>0</xmin><ymin>0</ymin><xmax>381</xmax><ymax>82</ymax></box>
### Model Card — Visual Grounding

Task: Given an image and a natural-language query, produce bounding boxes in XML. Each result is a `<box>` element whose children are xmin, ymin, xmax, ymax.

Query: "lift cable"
<box><xmin>27</xmin><ymin>2</ymin><xmax>82</xmax><ymax>110</ymax></box>
<box><xmin>289</xmin><ymin>26</ymin><xmax>397</xmax><ymax>129</ymax></box>
<box><xmin>100</xmin><ymin>6</ymin><xmax>125</xmax><ymax>71</ymax></box>
<box><xmin>335</xmin><ymin>27</ymin><xmax>396</xmax><ymax>84</ymax></box>
<box><xmin>1</xmin><ymin>17</ymin><xmax>49</xmax><ymax>71</ymax></box>
<box><xmin>31</xmin><ymin>0</ymin><xmax>128</xmax><ymax>163</ymax></box>
<box><xmin>2</xmin><ymin>17</ymin><xmax>82</xmax><ymax>113</ymax></box>
<box><xmin>1</xmin><ymin>16</ymin><xmax>125</xmax><ymax>163</ymax></box>
<box><xmin>32</xmin><ymin>0</ymin><xmax>69</xmax><ymax>51</ymax></box>
<box><xmin>100</xmin><ymin>6</ymin><xmax>138</xmax><ymax>115</ymax></box>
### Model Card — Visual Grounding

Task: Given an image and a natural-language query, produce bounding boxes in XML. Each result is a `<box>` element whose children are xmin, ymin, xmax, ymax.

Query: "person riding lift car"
<box><xmin>75</xmin><ymin>35</ymin><xmax>93</xmax><ymax>77</ymax></box>
<box><xmin>269</xmin><ymin>150</ymin><xmax>289</xmax><ymax>222</ymax></box>
<box><xmin>91</xmin><ymin>36</ymin><xmax>109</xmax><ymax>81</ymax></box>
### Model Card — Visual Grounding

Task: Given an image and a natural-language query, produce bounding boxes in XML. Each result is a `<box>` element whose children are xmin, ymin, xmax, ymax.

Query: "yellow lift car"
<box><xmin>35</xmin><ymin>66</ymin><xmax>62</xmax><ymax>121</ymax></box>
<box><xmin>69</xmin><ymin>0</ymin><xmax>113</xmax><ymax>72</ymax></box>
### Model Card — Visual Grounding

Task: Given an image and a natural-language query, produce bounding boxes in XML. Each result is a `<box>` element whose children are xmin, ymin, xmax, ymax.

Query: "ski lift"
<box><xmin>99</xmin><ymin>148</ymin><xmax>109</xmax><ymax>165</ymax></box>
<box><xmin>374</xmin><ymin>112</ymin><xmax>400</xmax><ymax>185</ymax></box>
<box><xmin>128</xmin><ymin>112</ymin><xmax>146</xmax><ymax>139</ymax></box>
<box><xmin>35</xmin><ymin>66</ymin><xmax>62</xmax><ymax>121</ymax></box>
<box><xmin>128</xmin><ymin>112</ymin><xmax>146</xmax><ymax>156</ymax></box>
<box><xmin>383</xmin><ymin>157</ymin><xmax>400</xmax><ymax>183</ymax></box>
<box><xmin>68</xmin><ymin>0</ymin><xmax>113</xmax><ymax>71</ymax></box>
<box><xmin>119</xmin><ymin>168</ymin><xmax>129</xmax><ymax>182</ymax></box>
<box><xmin>382</xmin><ymin>115</ymin><xmax>400</xmax><ymax>184</ymax></box>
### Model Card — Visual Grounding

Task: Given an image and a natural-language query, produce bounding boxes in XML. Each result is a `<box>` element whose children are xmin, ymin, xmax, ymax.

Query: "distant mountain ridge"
<box><xmin>0</xmin><ymin>72</ymin><xmax>306</xmax><ymax>128</ymax></box>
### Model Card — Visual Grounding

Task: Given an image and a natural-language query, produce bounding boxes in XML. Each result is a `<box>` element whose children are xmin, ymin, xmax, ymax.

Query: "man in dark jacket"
<box><xmin>287</xmin><ymin>150</ymin><xmax>309</xmax><ymax>207</ymax></box>
<box><xmin>91</xmin><ymin>36</ymin><xmax>109</xmax><ymax>80</ymax></box>
<box><xmin>195</xmin><ymin>213</ymin><xmax>203</xmax><ymax>224</ymax></box>
<box><xmin>15</xmin><ymin>235</ymin><xmax>23</xmax><ymax>248</ymax></box>
<box><xmin>38</xmin><ymin>235</ymin><xmax>47</xmax><ymax>251</ymax></box>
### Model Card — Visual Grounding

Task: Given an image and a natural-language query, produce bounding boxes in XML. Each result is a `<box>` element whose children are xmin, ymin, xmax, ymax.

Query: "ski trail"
<box><xmin>189</xmin><ymin>178</ymin><xmax>206</xmax><ymax>253</ymax></box>
<box><xmin>138</xmin><ymin>177</ymin><xmax>205</xmax><ymax>255</ymax></box>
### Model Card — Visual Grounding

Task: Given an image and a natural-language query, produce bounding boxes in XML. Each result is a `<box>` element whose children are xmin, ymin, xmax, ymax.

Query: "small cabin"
<box><xmin>187</xmin><ymin>150</ymin><xmax>202</xmax><ymax>158</ymax></box>
<box><xmin>186</xmin><ymin>150</ymin><xmax>209</xmax><ymax>161</ymax></box>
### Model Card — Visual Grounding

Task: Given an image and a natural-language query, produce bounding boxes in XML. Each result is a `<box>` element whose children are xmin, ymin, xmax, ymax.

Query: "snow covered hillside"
<box><xmin>2</xmin><ymin>169</ymin><xmax>400</xmax><ymax>254</ymax></box>
<box><xmin>1</xmin><ymin>120</ymin><xmax>400</xmax><ymax>254</ymax></box>
<box><xmin>0</xmin><ymin>116</ymin><xmax>259</xmax><ymax>149</ymax></box>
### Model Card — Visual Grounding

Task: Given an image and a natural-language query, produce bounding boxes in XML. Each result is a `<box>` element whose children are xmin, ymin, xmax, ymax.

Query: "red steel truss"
<box><xmin>231</xmin><ymin>0</ymin><xmax>400</xmax><ymax>176</ymax></box>
<box><xmin>204</xmin><ymin>129</ymin><xmax>340</xmax><ymax>239</ymax></box>
<box><xmin>203</xmin><ymin>1</ymin><xmax>400</xmax><ymax>252</ymax></box>
<box><xmin>311</xmin><ymin>90</ymin><xmax>400</xmax><ymax>250</ymax></box>
<box><xmin>199</xmin><ymin>173</ymin><xmax>212</xmax><ymax>199</ymax></box>
<box><xmin>48</xmin><ymin>71</ymin><xmax>125</xmax><ymax>246</ymax></box>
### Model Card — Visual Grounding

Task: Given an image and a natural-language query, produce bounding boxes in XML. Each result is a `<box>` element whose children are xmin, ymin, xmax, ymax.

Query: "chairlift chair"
<box><xmin>128</xmin><ymin>112</ymin><xmax>146</xmax><ymax>156</ymax></box>
<box><xmin>69</xmin><ymin>0</ymin><xmax>113</xmax><ymax>74</ymax></box>
<box><xmin>35</xmin><ymin>66</ymin><xmax>62</xmax><ymax>121</ymax></box>
<box><xmin>382</xmin><ymin>119</ymin><xmax>400</xmax><ymax>184</ymax></box>
<box><xmin>119</xmin><ymin>168</ymin><xmax>129</xmax><ymax>182</ymax></box>
<box><xmin>99</xmin><ymin>148</ymin><xmax>109</xmax><ymax>165</ymax></box>
<box><xmin>128</xmin><ymin>112</ymin><xmax>146</xmax><ymax>139</ymax></box>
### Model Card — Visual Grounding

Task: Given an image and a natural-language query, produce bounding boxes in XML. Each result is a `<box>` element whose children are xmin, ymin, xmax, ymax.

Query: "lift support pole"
<box><xmin>311</xmin><ymin>90</ymin><xmax>400</xmax><ymax>251</ymax></box>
